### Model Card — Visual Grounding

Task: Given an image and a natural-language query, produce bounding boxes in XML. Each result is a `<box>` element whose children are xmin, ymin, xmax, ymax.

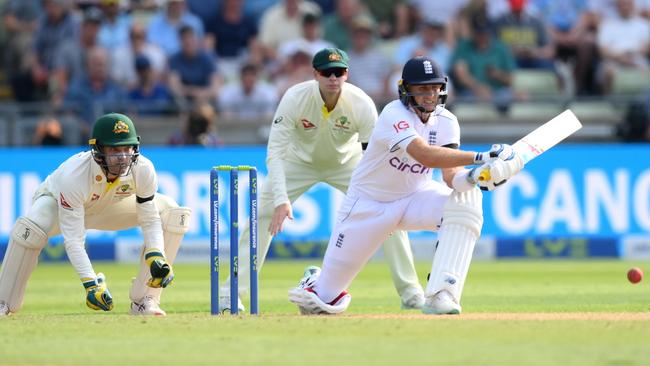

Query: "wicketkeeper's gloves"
<box><xmin>145</xmin><ymin>250</ymin><xmax>174</xmax><ymax>288</ymax></box>
<box><xmin>82</xmin><ymin>273</ymin><xmax>114</xmax><ymax>311</ymax></box>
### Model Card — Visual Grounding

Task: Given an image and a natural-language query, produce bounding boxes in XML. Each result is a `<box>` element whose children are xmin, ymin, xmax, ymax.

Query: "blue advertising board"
<box><xmin>0</xmin><ymin>144</ymin><xmax>649</xmax><ymax>259</ymax></box>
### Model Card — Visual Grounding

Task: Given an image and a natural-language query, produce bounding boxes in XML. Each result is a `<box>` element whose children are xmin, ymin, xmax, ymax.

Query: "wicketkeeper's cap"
<box><xmin>312</xmin><ymin>48</ymin><xmax>349</xmax><ymax>70</ymax></box>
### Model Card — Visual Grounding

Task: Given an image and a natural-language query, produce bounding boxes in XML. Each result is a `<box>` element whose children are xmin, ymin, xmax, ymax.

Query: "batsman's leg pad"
<box><xmin>0</xmin><ymin>217</ymin><xmax>48</xmax><ymax>312</ymax></box>
<box><xmin>129</xmin><ymin>207</ymin><xmax>191</xmax><ymax>302</ymax></box>
<box><xmin>425</xmin><ymin>188</ymin><xmax>483</xmax><ymax>302</ymax></box>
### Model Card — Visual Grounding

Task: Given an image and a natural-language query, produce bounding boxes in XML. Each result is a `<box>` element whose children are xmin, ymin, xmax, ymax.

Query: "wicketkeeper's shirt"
<box><xmin>39</xmin><ymin>151</ymin><xmax>162</xmax><ymax>278</ymax></box>
<box><xmin>349</xmin><ymin>100</ymin><xmax>461</xmax><ymax>202</ymax></box>
<box><xmin>266</xmin><ymin>80</ymin><xmax>377</xmax><ymax>207</ymax></box>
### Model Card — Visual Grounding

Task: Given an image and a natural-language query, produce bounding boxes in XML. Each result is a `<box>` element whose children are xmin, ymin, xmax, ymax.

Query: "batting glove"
<box><xmin>473</xmin><ymin>144</ymin><xmax>515</xmax><ymax>165</ymax></box>
<box><xmin>83</xmin><ymin>273</ymin><xmax>114</xmax><ymax>311</ymax></box>
<box><xmin>145</xmin><ymin>250</ymin><xmax>174</xmax><ymax>288</ymax></box>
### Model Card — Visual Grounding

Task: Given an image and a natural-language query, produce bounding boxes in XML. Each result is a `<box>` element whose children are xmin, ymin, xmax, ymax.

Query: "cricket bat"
<box><xmin>479</xmin><ymin>109</ymin><xmax>582</xmax><ymax>181</ymax></box>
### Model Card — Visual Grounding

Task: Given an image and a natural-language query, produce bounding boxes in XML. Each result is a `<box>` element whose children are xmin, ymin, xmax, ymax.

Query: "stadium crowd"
<box><xmin>1</xmin><ymin>0</ymin><xmax>649</xmax><ymax>145</ymax></box>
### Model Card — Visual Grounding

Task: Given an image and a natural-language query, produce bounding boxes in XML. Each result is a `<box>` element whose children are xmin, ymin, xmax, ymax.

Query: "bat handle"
<box><xmin>478</xmin><ymin>169</ymin><xmax>491</xmax><ymax>181</ymax></box>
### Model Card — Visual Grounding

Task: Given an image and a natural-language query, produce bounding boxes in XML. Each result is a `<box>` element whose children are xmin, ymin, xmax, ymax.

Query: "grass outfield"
<box><xmin>1</xmin><ymin>260</ymin><xmax>650</xmax><ymax>365</ymax></box>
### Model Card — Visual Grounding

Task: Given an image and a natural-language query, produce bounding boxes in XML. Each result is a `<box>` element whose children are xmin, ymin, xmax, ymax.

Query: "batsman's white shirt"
<box><xmin>37</xmin><ymin>151</ymin><xmax>164</xmax><ymax>278</ymax></box>
<box><xmin>313</xmin><ymin>101</ymin><xmax>463</xmax><ymax>302</ymax></box>
<box><xmin>349</xmin><ymin>100</ymin><xmax>460</xmax><ymax>201</ymax></box>
<box><xmin>266</xmin><ymin>80</ymin><xmax>376</xmax><ymax>207</ymax></box>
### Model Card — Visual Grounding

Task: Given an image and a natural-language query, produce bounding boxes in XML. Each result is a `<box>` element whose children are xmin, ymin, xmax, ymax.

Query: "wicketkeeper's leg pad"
<box><xmin>130</xmin><ymin>207</ymin><xmax>191</xmax><ymax>303</ymax></box>
<box><xmin>425</xmin><ymin>188</ymin><xmax>483</xmax><ymax>302</ymax></box>
<box><xmin>0</xmin><ymin>217</ymin><xmax>48</xmax><ymax>312</ymax></box>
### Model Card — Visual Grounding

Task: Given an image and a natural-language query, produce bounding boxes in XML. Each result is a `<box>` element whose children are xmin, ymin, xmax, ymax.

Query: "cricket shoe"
<box><xmin>0</xmin><ymin>302</ymin><xmax>9</xmax><ymax>317</ymax></box>
<box><xmin>401</xmin><ymin>289</ymin><xmax>425</xmax><ymax>310</ymax></box>
<box><xmin>130</xmin><ymin>296</ymin><xmax>166</xmax><ymax>316</ymax></box>
<box><xmin>288</xmin><ymin>287</ymin><xmax>351</xmax><ymax>315</ymax></box>
<box><xmin>218</xmin><ymin>293</ymin><xmax>245</xmax><ymax>313</ymax></box>
<box><xmin>422</xmin><ymin>290</ymin><xmax>461</xmax><ymax>315</ymax></box>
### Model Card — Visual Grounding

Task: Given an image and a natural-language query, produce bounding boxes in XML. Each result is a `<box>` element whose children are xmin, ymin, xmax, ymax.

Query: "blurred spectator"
<box><xmin>50</xmin><ymin>6</ymin><xmax>103</xmax><ymax>105</ymax></box>
<box><xmin>597</xmin><ymin>0</ymin><xmax>650</xmax><ymax>94</ymax></box>
<box><xmin>205</xmin><ymin>0</ymin><xmax>262</xmax><ymax>77</ymax></box>
<box><xmin>128</xmin><ymin>55</ymin><xmax>173</xmax><ymax>111</ymax></box>
<box><xmin>168</xmin><ymin>25</ymin><xmax>220</xmax><ymax>105</ymax></box>
<box><xmin>278</xmin><ymin>12</ymin><xmax>334</xmax><ymax>58</ymax></box>
<box><xmin>146</xmin><ymin>0</ymin><xmax>204</xmax><ymax>56</ymax></box>
<box><xmin>111</xmin><ymin>22</ymin><xmax>167</xmax><ymax>89</ymax></box>
<box><xmin>186</xmin><ymin>0</ymin><xmax>221</xmax><ymax>30</ymax></box>
<box><xmin>64</xmin><ymin>47</ymin><xmax>127</xmax><ymax>136</ymax></box>
<box><xmin>169</xmin><ymin>103</ymin><xmax>223</xmax><ymax>146</ymax></box>
<box><xmin>451</xmin><ymin>14</ymin><xmax>517</xmax><ymax>112</ymax></box>
<box><xmin>394</xmin><ymin>19</ymin><xmax>452</xmax><ymax>73</ymax></box>
<box><xmin>322</xmin><ymin>0</ymin><xmax>370</xmax><ymax>50</ymax></box>
<box><xmin>616</xmin><ymin>100</ymin><xmax>650</xmax><ymax>141</ymax></box>
<box><xmin>493</xmin><ymin>0</ymin><xmax>555</xmax><ymax>70</ymax></box>
<box><xmin>406</xmin><ymin>0</ymin><xmax>469</xmax><ymax>27</ymax></box>
<box><xmin>219</xmin><ymin>63</ymin><xmax>278</xmax><ymax>122</ymax></box>
<box><xmin>23</xmin><ymin>0</ymin><xmax>78</xmax><ymax>102</ymax></box>
<box><xmin>532</xmin><ymin>0</ymin><xmax>598</xmax><ymax>95</ymax></box>
<box><xmin>586</xmin><ymin>0</ymin><xmax>650</xmax><ymax>24</ymax></box>
<box><xmin>33</xmin><ymin>117</ymin><xmax>64</xmax><ymax>145</ymax></box>
<box><xmin>258</xmin><ymin>0</ymin><xmax>322</xmax><ymax>59</ymax></box>
<box><xmin>362</xmin><ymin>0</ymin><xmax>410</xmax><ymax>38</ymax></box>
<box><xmin>243</xmin><ymin>0</ymin><xmax>280</xmax><ymax>20</ymax></box>
<box><xmin>2</xmin><ymin>0</ymin><xmax>43</xmax><ymax>101</ymax></box>
<box><xmin>346</xmin><ymin>14</ymin><xmax>393</xmax><ymax>103</ymax></box>
<box><xmin>274</xmin><ymin>42</ymin><xmax>315</xmax><ymax>95</ymax></box>
<box><xmin>97</xmin><ymin>0</ymin><xmax>132</xmax><ymax>51</ymax></box>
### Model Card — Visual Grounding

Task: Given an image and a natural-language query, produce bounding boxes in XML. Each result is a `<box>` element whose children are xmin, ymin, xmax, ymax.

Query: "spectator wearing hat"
<box><xmin>127</xmin><ymin>55</ymin><xmax>173</xmax><ymax>112</ymax></box>
<box><xmin>97</xmin><ymin>0</ymin><xmax>132</xmax><ymax>52</ymax></box>
<box><xmin>50</xmin><ymin>6</ymin><xmax>103</xmax><ymax>105</ymax></box>
<box><xmin>451</xmin><ymin>14</ymin><xmax>517</xmax><ymax>112</ymax></box>
<box><xmin>394</xmin><ymin>19</ymin><xmax>452</xmax><ymax>73</ymax></box>
<box><xmin>493</xmin><ymin>0</ymin><xmax>555</xmax><ymax>69</ymax></box>
<box><xmin>146</xmin><ymin>0</ymin><xmax>204</xmax><ymax>56</ymax></box>
<box><xmin>346</xmin><ymin>14</ymin><xmax>393</xmax><ymax>104</ymax></box>
<box><xmin>168</xmin><ymin>25</ymin><xmax>220</xmax><ymax>105</ymax></box>
<box><xmin>110</xmin><ymin>22</ymin><xmax>167</xmax><ymax>89</ymax></box>
<box><xmin>274</xmin><ymin>40</ymin><xmax>315</xmax><ymax>95</ymax></box>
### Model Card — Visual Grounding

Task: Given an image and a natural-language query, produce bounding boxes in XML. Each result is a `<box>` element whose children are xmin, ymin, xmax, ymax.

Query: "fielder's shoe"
<box><xmin>130</xmin><ymin>296</ymin><xmax>166</xmax><ymax>316</ymax></box>
<box><xmin>401</xmin><ymin>291</ymin><xmax>425</xmax><ymax>310</ymax></box>
<box><xmin>218</xmin><ymin>293</ymin><xmax>245</xmax><ymax>313</ymax></box>
<box><xmin>422</xmin><ymin>290</ymin><xmax>461</xmax><ymax>315</ymax></box>
<box><xmin>0</xmin><ymin>302</ymin><xmax>9</xmax><ymax>317</ymax></box>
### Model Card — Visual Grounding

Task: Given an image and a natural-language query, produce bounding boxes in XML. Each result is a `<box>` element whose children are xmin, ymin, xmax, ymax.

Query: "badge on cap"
<box><xmin>113</xmin><ymin>120</ymin><xmax>129</xmax><ymax>134</ymax></box>
<box><xmin>329</xmin><ymin>53</ymin><xmax>342</xmax><ymax>61</ymax></box>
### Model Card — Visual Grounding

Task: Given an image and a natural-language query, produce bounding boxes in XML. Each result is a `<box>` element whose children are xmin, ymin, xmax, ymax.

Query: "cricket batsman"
<box><xmin>288</xmin><ymin>56</ymin><xmax>524</xmax><ymax>315</ymax></box>
<box><xmin>223</xmin><ymin>48</ymin><xmax>426</xmax><ymax>311</ymax></box>
<box><xmin>0</xmin><ymin>113</ymin><xmax>191</xmax><ymax>316</ymax></box>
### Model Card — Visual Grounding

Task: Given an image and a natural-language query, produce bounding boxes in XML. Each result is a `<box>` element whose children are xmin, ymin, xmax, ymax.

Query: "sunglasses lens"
<box><xmin>320</xmin><ymin>68</ymin><xmax>346</xmax><ymax>77</ymax></box>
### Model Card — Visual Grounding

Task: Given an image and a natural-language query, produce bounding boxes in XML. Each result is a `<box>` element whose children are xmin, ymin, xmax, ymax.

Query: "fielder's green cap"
<box><xmin>312</xmin><ymin>48</ymin><xmax>349</xmax><ymax>70</ymax></box>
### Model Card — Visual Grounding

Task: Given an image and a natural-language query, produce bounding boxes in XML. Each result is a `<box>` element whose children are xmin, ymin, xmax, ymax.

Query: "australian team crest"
<box><xmin>116</xmin><ymin>184</ymin><xmax>132</xmax><ymax>195</ymax></box>
<box><xmin>334</xmin><ymin>116</ymin><xmax>350</xmax><ymax>130</ymax></box>
<box><xmin>113</xmin><ymin>120</ymin><xmax>130</xmax><ymax>134</ymax></box>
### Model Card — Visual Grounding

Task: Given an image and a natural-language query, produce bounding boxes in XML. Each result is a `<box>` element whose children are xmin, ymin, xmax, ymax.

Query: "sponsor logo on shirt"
<box><xmin>60</xmin><ymin>193</ymin><xmax>72</xmax><ymax>210</ymax></box>
<box><xmin>273</xmin><ymin>116</ymin><xmax>283</xmax><ymax>124</ymax></box>
<box><xmin>392</xmin><ymin>120</ymin><xmax>409</xmax><ymax>133</ymax></box>
<box><xmin>301</xmin><ymin>118</ymin><xmax>316</xmax><ymax>129</ymax></box>
<box><xmin>91</xmin><ymin>193</ymin><xmax>100</xmax><ymax>202</ymax></box>
<box><xmin>335</xmin><ymin>233</ymin><xmax>345</xmax><ymax>248</ymax></box>
<box><xmin>334</xmin><ymin>116</ymin><xmax>350</xmax><ymax>130</ymax></box>
<box><xmin>389</xmin><ymin>157</ymin><xmax>431</xmax><ymax>175</ymax></box>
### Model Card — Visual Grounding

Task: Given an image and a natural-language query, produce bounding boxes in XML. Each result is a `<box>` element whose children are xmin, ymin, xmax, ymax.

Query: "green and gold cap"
<box><xmin>89</xmin><ymin>113</ymin><xmax>139</xmax><ymax>147</ymax></box>
<box><xmin>312</xmin><ymin>48</ymin><xmax>349</xmax><ymax>70</ymax></box>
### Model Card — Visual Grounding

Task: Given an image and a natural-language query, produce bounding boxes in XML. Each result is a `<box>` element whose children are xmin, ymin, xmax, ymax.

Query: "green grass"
<box><xmin>1</xmin><ymin>260</ymin><xmax>650</xmax><ymax>365</ymax></box>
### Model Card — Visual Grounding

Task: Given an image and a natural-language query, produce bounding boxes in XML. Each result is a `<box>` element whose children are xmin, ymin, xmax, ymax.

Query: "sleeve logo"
<box><xmin>59</xmin><ymin>193</ymin><xmax>72</xmax><ymax>210</ymax></box>
<box><xmin>392</xmin><ymin>120</ymin><xmax>410</xmax><ymax>133</ymax></box>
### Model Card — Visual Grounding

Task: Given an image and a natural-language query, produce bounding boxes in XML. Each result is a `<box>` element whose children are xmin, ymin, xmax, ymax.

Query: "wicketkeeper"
<box><xmin>0</xmin><ymin>113</ymin><xmax>191</xmax><ymax>316</ymax></box>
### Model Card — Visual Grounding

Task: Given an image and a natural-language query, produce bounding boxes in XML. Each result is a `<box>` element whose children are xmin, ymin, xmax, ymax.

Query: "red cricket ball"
<box><xmin>627</xmin><ymin>267</ymin><xmax>643</xmax><ymax>284</ymax></box>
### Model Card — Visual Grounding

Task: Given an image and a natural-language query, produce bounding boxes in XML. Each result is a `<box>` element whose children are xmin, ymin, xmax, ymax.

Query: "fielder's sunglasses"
<box><xmin>318</xmin><ymin>68</ymin><xmax>348</xmax><ymax>78</ymax></box>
